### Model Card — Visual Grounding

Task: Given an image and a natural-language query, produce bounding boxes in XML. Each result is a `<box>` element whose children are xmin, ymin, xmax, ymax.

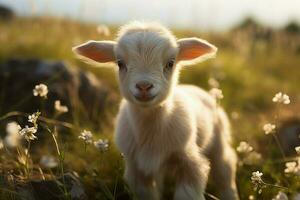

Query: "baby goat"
<box><xmin>73</xmin><ymin>22</ymin><xmax>239</xmax><ymax>200</ymax></box>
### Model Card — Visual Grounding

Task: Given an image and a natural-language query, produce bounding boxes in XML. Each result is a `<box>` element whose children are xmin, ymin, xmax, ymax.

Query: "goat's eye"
<box><xmin>166</xmin><ymin>59</ymin><xmax>174</xmax><ymax>70</ymax></box>
<box><xmin>117</xmin><ymin>60</ymin><xmax>126</xmax><ymax>71</ymax></box>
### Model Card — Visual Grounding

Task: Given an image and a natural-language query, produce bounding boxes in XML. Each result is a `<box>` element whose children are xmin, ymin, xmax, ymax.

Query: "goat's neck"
<box><xmin>128</xmin><ymin>95</ymin><xmax>174</xmax><ymax>119</ymax></box>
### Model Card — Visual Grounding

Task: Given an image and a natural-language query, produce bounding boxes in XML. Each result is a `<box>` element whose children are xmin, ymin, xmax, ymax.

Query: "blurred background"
<box><xmin>1</xmin><ymin>0</ymin><xmax>300</xmax><ymax>31</ymax></box>
<box><xmin>0</xmin><ymin>0</ymin><xmax>300</xmax><ymax>200</ymax></box>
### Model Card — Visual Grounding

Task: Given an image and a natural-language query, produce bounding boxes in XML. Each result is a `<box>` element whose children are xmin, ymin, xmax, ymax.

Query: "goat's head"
<box><xmin>73</xmin><ymin>22</ymin><xmax>217</xmax><ymax>107</ymax></box>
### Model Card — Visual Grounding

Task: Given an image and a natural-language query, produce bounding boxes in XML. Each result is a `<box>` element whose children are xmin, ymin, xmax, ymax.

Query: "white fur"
<box><xmin>73</xmin><ymin>21</ymin><xmax>239</xmax><ymax>200</ymax></box>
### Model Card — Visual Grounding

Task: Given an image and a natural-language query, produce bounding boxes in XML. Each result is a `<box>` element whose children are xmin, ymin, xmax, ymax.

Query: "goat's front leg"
<box><xmin>124</xmin><ymin>159</ymin><xmax>160</xmax><ymax>200</ymax></box>
<box><xmin>173</xmin><ymin>148</ymin><xmax>210</xmax><ymax>200</ymax></box>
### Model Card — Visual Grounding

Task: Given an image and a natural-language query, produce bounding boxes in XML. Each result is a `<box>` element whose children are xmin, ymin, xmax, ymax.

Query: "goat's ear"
<box><xmin>177</xmin><ymin>38</ymin><xmax>217</xmax><ymax>64</ymax></box>
<box><xmin>72</xmin><ymin>40</ymin><xmax>116</xmax><ymax>63</ymax></box>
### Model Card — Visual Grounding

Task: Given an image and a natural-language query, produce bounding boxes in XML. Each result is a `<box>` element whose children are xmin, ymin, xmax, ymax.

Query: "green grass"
<box><xmin>0</xmin><ymin>17</ymin><xmax>300</xmax><ymax>199</ymax></box>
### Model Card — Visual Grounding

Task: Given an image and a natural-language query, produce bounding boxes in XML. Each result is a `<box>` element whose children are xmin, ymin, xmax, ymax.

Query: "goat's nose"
<box><xmin>136</xmin><ymin>81</ymin><xmax>153</xmax><ymax>92</ymax></box>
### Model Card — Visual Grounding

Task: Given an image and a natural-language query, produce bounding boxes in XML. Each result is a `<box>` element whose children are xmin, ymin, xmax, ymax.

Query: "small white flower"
<box><xmin>78</xmin><ymin>130</ymin><xmax>93</xmax><ymax>144</ymax></box>
<box><xmin>295</xmin><ymin>146</ymin><xmax>300</xmax><ymax>155</ymax></box>
<box><xmin>94</xmin><ymin>139</ymin><xmax>109</xmax><ymax>152</ymax></box>
<box><xmin>251</xmin><ymin>171</ymin><xmax>263</xmax><ymax>184</ymax></box>
<box><xmin>97</xmin><ymin>24</ymin><xmax>110</xmax><ymax>37</ymax></box>
<box><xmin>19</xmin><ymin>126</ymin><xmax>38</xmax><ymax>141</ymax></box>
<box><xmin>54</xmin><ymin>100</ymin><xmax>68</xmax><ymax>113</ymax></box>
<box><xmin>236</xmin><ymin>141</ymin><xmax>253</xmax><ymax>154</ymax></box>
<box><xmin>40</xmin><ymin>155</ymin><xmax>58</xmax><ymax>168</ymax></box>
<box><xmin>272</xmin><ymin>92</ymin><xmax>290</xmax><ymax>104</ymax></box>
<box><xmin>284</xmin><ymin>161</ymin><xmax>299</xmax><ymax>174</ymax></box>
<box><xmin>263</xmin><ymin>123</ymin><xmax>276</xmax><ymax>135</ymax></box>
<box><xmin>249</xmin><ymin>195</ymin><xmax>255</xmax><ymax>200</ymax></box>
<box><xmin>33</xmin><ymin>83</ymin><xmax>48</xmax><ymax>98</ymax></box>
<box><xmin>5</xmin><ymin>122</ymin><xmax>22</xmax><ymax>147</ymax></box>
<box><xmin>251</xmin><ymin>170</ymin><xmax>264</xmax><ymax>194</ymax></box>
<box><xmin>208</xmin><ymin>78</ymin><xmax>220</xmax><ymax>88</ymax></box>
<box><xmin>231</xmin><ymin>111</ymin><xmax>239</xmax><ymax>120</ymax></box>
<box><xmin>272</xmin><ymin>191</ymin><xmax>288</xmax><ymax>200</ymax></box>
<box><xmin>6</xmin><ymin>121</ymin><xmax>21</xmax><ymax>135</ymax></box>
<box><xmin>28</xmin><ymin>111</ymin><xmax>41</xmax><ymax>125</ymax></box>
<box><xmin>5</xmin><ymin>134</ymin><xmax>22</xmax><ymax>148</ymax></box>
<box><xmin>209</xmin><ymin>88</ymin><xmax>224</xmax><ymax>100</ymax></box>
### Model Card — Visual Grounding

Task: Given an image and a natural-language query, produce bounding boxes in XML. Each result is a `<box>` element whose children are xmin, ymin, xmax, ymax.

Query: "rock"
<box><xmin>277</xmin><ymin>118</ymin><xmax>300</xmax><ymax>156</ymax></box>
<box><xmin>17</xmin><ymin>172</ymin><xmax>88</xmax><ymax>200</ymax></box>
<box><xmin>0</xmin><ymin>58</ymin><xmax>116</xmax><ymax>129</ymax></box>
<box><xmin>0</xmin><ymin>5</ymin><xmax>14</xmax><ymax>20</ymax></box>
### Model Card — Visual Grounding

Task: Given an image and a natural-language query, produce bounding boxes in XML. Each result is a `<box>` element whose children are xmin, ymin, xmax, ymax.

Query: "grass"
<box><xmin>0</xmin><ymin>16</ymin><xmax>300</xmax><ymax>199</ymax></box>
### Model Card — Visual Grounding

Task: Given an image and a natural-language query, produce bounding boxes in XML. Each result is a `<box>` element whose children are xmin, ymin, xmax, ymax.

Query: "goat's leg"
<box><xmin>124</xmin><ymin>159</ymin><xmax>160</xmax><ymax>200</ymax></box>
<box><xmin>209</xmin><ymin>144</ymin><xmax>239</xmax><ymax>200</ymax></box>
<box><xmin>208</xmin><ymin>110</ymin><xmax>239</xmax><ymax>200</ymax></box>
<box><xmin>173</xmin><ymin>149</ymin><xmax>210</xmax><ymax>200</ymax></box>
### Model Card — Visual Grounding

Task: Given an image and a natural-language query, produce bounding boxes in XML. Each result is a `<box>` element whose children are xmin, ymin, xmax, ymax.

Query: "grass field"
<box><xmin>0</xmin><ymin>17</ymin><xmax>300</xmax><ymax>199</ymax></box>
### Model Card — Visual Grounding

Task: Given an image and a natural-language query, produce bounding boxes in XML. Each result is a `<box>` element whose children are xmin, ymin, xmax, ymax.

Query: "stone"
<box><xmin>16</xmin><ymin>172</ymin><xmax>88</xmax><ymax>200</ymax></box>
<box><xmin>278</xmin><ymin>118</ymin><xmax>300</xmax><ymax>156</ymax></box>
<box><xmin>0</xmin><ymin>58</ymin><xmax>116</xmax><ymax>130</ymax></box>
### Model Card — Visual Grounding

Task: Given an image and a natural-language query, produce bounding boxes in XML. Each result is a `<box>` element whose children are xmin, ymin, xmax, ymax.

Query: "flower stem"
<box><xmin>25</xmin><ymin>141</ymin><xmax>31</xmax><ymax>179</ymax></box>
<box><xmin>263</xmin><ymin>181</ymin><xmax>289</xmax><ymax>190</ymax></box>
<box><xmin>51</xmin><ymin>127</ymin><xmax>70</xmax><ymax>200</ymax></box>
<box><xmin>272</xmin><ymin>134</ymin><xmax>286</xmax><ymax>159</ymax></box>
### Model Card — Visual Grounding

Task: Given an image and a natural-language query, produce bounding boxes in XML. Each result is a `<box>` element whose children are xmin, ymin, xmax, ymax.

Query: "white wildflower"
<box><xmin>40</xmin><ymin>155</ymin><xmax>58</xmax><ymax>168</ymax></box>
<box><xmin>19</xmin><ymin>126</ymin><xmax>38</xmax><ymax>141</ymax></box>
<box><xmin>208</xmin><ymin>77</ymin><xmax>220</xmax><ymax>88</ymax></box>
<box><xmin>78</xmin><ymin>130</ymin><xmax>93</xmax><ymax>144</ymax></box>
<box><xmin>284</xmin><ymin>161</ymin><xmax>299</xmax><ymax>174</ymax></box>
<box><xmin>272</xmin><ymin>92</ymin><xmax>290</xmax><ymax>105</ymax></box>
<box><xmin>54</xmin><ymin>100</ymin><xmax>68</xmax><ymax>113</ymax></box>
<box><xmin>231</xmin><ymin>111</ymin><xmax>240</xmax><ymax>120</ymax></box>
<box><xmin>28</xmin><ymin>111</ymin><xmax>41</xmax><ymax>125</ymax></box>
<box><xmin>236</xmin><ymin>141</ymin><xmax>253</xmax><ymax>154</ymax></box>
<box><xmin>209</xmin><ymin>88</ymin><xmax>224</xmax><ymax>100</ymax></box>
<box><xmin>251</xmin><ymin>171</ymin><xmax>263</xmax><ymax>184</ymax></box>
<box><xmin>97</xmin><ymin>24</ymin><xmax>110</xmax><ymax>37</ymax></box>
<box><xmin>94</xmin><ymin>139</ymin><xmax>109</xmax><ymax>152</ymax></box>
<box><xmin>6</xmin><ymin>121</ymin><xmax>21</xmax><ymax>135</ymax></box>
<box><xmin>251</xmin><ymin>170</ymin><xmax>265</xmax><ymax>194</ymax></box>
<box><xmin>263</xmin><ymin>123</ymin><xmax>276</xmax><ymax>135</ymax></box>
<box><xmin>272</xmin><ymin>191</ymin><xmax>288</xmax><ymax>200</ymax></box>
<box><xmin>5</xmin><ymin>134</ymin><xmax>21</xmax><ymax>148</ymax></box>
<box><xmin>295</xmin><ymin>146</ymin><xmax>300</xmax><ymax>155</ymax></box>
<box><xmin>5</xmin><ymin>122</ymin><xmax>22</xmax><ymax>147</ymax></box>
<box><xmin>33</xmin><ymin>83</ymin><xmax>48</xmax><ymax>98</ymax></box>
<box><xmin>249</xmin><ymin>195</ymin><xmax>255</xmax><ymax>200</ymax></box>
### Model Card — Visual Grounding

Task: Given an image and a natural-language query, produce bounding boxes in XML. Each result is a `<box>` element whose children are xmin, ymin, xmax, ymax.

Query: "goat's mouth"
<box><xmin>133</xmin><ymin>94</ymin><xmax>157</xmax><ymax>102</ymax></box>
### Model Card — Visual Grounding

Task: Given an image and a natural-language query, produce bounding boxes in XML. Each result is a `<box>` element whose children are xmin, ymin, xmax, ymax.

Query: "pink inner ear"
<box><xmin>177</xmin><ymin>38</ymin><xmax>216</xmax><ymax>61</ymax></box>
<box><xmin>178</xmin><ymin>47</ymin><xmax>209</xmax><ymax>60</ymax></box>
<box><xmin>74</xmin><ymin>41</ymin><xmax>115</xmax><ymax>63</ymax></box>
<box><xmin>77</xmin><ymin>47</ymin><xmax>113</xmax><ymax>63</ymax></box>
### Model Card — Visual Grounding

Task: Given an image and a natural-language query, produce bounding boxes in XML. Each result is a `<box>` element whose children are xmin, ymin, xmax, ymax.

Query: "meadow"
<box><xmin>0</xmin><ymin>16</ymin><xmax>300</xmax><ymax>199</ymax></box>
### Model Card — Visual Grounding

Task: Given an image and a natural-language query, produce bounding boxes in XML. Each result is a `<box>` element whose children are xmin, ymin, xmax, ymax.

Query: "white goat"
<box><xmin>73</xmin><ymin>22</ymin><xmax>239</xmax><ymax>200</ymax></box>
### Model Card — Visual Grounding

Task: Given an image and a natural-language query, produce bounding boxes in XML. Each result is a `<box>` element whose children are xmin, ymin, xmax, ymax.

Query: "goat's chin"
<box><xmin>126</xmin><ymin>94</ymin><xmax>165</xmax><ymax>107</ymax></box>
<box><xmin>133</xmin><ymin>96</ymin><xmax>159</xmax><ymax>107</ymax></box>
